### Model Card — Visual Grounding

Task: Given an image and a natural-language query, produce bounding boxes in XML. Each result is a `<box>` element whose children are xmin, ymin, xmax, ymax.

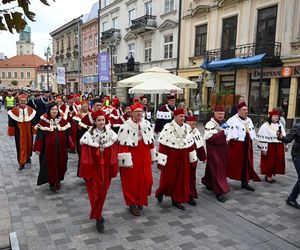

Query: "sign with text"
<box><xmin>98</xmin><ymin>52</ymin><xmax>111</xmax><ymax>83</ymax></box>
<box><xmin>251</xmin><ymin>66</ymin><xmax>300</xmax><ymax>79</ymax></box>
<box><xmin>57</xmin><ymin>67</ymin><xmax>65</xmax><ymax>85</ymax></box>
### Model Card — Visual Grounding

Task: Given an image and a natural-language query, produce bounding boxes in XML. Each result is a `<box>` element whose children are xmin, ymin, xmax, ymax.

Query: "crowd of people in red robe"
<box><xmin>5</xmin><ymin>90</ymin><xmax>299</xmax><ymax>234</ymax></box>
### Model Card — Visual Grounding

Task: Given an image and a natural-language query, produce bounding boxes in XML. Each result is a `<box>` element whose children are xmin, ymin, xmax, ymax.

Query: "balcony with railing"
<box><xmin>130</xmin><ymin>15</ymin><xmax>156</xmax><ymax>34</ymax></box>
<box><xmin>101</xmin><ymin>28</ymin><xmax>121</xmax><ymax>43</ymax></box>
<box><xmin>114</xmin><ymin>62</ymin><xmax>140</xmax><ymax>74</ymax></box>
<box><xmin>204</xmin><ymin>42</ymin><xmax>281</xmax><ymax>62</ymax></box>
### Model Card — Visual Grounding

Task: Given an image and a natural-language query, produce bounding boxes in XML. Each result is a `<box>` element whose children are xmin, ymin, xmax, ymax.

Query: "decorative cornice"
<box><xmin>158</xmin><ymin>19</ymin><xmax>178</xmax><ymax>31</ymax></box>
<box><xmin>123</xmin><ymin>32</ymin><xmax>138</xmax><ymax>41</ymax></box>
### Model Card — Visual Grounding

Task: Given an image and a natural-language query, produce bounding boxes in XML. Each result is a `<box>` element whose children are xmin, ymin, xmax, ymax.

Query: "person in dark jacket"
<box><xmin>278</xmin><ymin>124</ymin><xmax>300</xmax><ymax>209</ymax></box>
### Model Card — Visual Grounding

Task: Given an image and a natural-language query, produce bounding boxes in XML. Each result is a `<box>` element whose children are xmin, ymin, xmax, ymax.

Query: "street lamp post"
<box><xmin>97</xmin><ymin>0</ymin><xmax>101</xmax><ymax>95</ymax></box>
<box><xmin>44</xmin><ymin>45</ymin><xmax>51</xmax><ymax>91</ymax></box>
<box><xmin>109</xmin><ymin>44</ymin><xmax>114</xmax><ymax>99</ymax></box>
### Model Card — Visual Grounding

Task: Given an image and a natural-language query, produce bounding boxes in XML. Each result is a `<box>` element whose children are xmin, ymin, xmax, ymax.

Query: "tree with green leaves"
<box><xmin>0</xmin><ymin>0</ymin><xmax>54</xmax><ymax>33</ymax></box>
<box><xmin>11</xmin><ymin>80</ymin><xmax>18</xmax><ymax>86</ymax></box>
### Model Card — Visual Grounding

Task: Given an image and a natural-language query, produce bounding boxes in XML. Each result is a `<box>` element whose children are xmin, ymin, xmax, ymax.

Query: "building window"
<box><xmin>14</xmin><ymin>72</ymin><xmax>17</xmax><ymax>78</ymax></box>
<box><xmin>194</xmin><ymin>24</ymin><xmax>207</xmax><ymax>56</ymax></box>
<box><xmin>144</xmin><ymin>40</ymin><xmax>152</xmax><ymax>62</ymax></box>
<box><xmin>8</xmin><ymin>72</ymin><xmax>11</xmax><ymax>78</ymax></box>
<box><xmin>89</xmin><ymin>35</ymin><xmax>93</xmax><ymax>49</ymax></box>
<box><xmin>84</xmin><ymin>38</ymin><xmax>87</xmax><ymax>51</ymax></box>
<box><xmin>84</xmin><ymin>63</ymin><xmax>88</xmax><ymax>75</ymax></box>
<box><xmin>27</xmin><ymin>72</ymin><xmax>30</xmax><ymax>78</ymax></box>
<box><xmin>248</xmin><ymin>78</ymin><xmax>270</xmax><ymax>114</ymax></box>
<box><xmin>95</xmin><ymin>34</ymin><xmax>98</xmax><ymax>48</ymax></box>
<box><xmin>145</xmin><ymin>1</ymin><xmax>152</xmax><ymax>15</ymax></box>
<box><xmin>102</xmin><ymin>21</ymin><xmax>109</xmax><ymax>32</ymax></box>
<box><xmin>67</xmin><ymin>35</ymin><xmax>71</xmax><ymax>49</ymax></box>
<box><xmin>164</xmin><ymin>34</ymin><xmax>173</xmax><ymax>59</ymax></box>
<box><xmin>1</xmin><ymin>72</ymin><xmax>5</xmax><ymax>78</ymax></box>
<box><xmin>220</xmin><ymin>75</ymin><xmax>235</xmax><ymax>93</ymax></box>
<box><xmin>128</xmin><ymin>9</ymin><xmax>136</xmax><ymax>26</ymax></box>
<box><xmin>221</xmin><ymin>16</ymin><xmax>238</xmax><ymax>59</ymax></box>
<box><xmin>112</xmin><ymin>48</ymin><xmax>117</xmax><ymax>65</ymax></box>
<box><xmin>256</xmin><ymin>5</ymin><xmax>278</xmax><ymax>54</ymax></box>
<box><xmin>74</xmin><ymin>32</ymin><xmax>78</xmax><ymax>42</ymax></box>
<box><xmin>128</xmin><ymin>43</ymin><xmax>135</xmax><ymax>59</ymax></box>
<box><xmin>56</xmin><ymin>40</ymin><xmax>59</xmax><ymax>51</ymax></box>
<box><xmin>112</xmin><ymin>17</ymin><xmax>119</xmax><ymax>29</ymax></box>
<box><xmin>95</xmin><ymin>61</ymin><xmax>98</xmax><ymax>74</ymax></box>
<box><xmin>20</xmin><ymin>72</ymin><xmax>24</xmax><ymax>79</ymax></box>
<box><xmin>61</xmin><ymin>40</ymin><xmax>64</xmax><ymax>51</ymax></box>
<box><xmin>164</xmin><ymin>0</ymin><xmax>175</xmax><ymax>13</ymax></box>
<box><xmin>89</xmin><ymin>62</ymin><xmax>93</xmax><ymax>74</ymax></box>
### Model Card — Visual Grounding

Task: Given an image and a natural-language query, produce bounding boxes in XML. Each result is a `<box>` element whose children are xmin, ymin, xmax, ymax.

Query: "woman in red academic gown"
<box><xmin>33</xmin><ymin>101</ymin><xmax>72</xmax><ymax>192</ymax></box>
<box><xmin>79</xmin><ymin>109</ymin><xmax>118</xmax><ymax>233</ymax></box>
<box><xmin>257</xmin><ymin>110</ymin><xmax>286</xmax><ymax>183</ymax></box>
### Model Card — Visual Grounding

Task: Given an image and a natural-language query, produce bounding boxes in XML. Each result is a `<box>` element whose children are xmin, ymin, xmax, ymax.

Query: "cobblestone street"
<box><xmin>0</xmin><ymin>111</ymin><xmax>300</xmax><ymax>250</ymax></box>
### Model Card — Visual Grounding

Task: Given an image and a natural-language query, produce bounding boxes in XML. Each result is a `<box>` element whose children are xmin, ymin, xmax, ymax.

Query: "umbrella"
<box><xmin>128</xmin><ymin>78</ymin><xmax>183</xmax><ymax>94</ymax></box>
<box><xmin>117</xmin><ymin>66</ymin><xmax>197</xmax><ymax>89</ymax></box>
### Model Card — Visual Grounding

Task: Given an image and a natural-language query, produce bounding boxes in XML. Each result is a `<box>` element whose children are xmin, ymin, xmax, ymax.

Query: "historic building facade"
<box><xmin>99</xmin><ymin>0</ymin><xmax>180</xmax><ymax>100</ymax></box>
<box><xmin>179</xmin><ymin>0</ymin><xmax>300</xmax><ymax>126</ymax></box>
<box><xmin>50</xmin><ymin>16</ymin><xmax>83</xmax><ymax>94</ymax></box>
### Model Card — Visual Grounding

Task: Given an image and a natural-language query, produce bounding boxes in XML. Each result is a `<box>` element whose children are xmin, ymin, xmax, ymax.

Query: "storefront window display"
<box><xmin>278</xmin><ymin>78</ymin><xmax>290</xmax><ymax>118</ymax></box>
<box><xmin>248</xmin><ymin>79</ymin><xmax>270</xmax><ymax>114</ymax></box>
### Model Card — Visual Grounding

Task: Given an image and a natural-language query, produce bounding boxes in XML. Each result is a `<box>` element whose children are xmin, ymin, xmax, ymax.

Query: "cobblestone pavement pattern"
<box><xmin>0</xmin><ymin>111</ymin><xmax>299</xmax><ymax>250</ymax></box>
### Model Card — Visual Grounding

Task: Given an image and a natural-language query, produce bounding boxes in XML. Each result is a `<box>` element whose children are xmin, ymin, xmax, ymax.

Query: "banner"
<box><xmin>98</xmin><ymin>52</ymin><xmax>111</xmax><ymax>83</ymax></box>
<box><xmin>57</xmin><ymin>67</ymin><xmax>65</xmax><ymax>85</ymax></box>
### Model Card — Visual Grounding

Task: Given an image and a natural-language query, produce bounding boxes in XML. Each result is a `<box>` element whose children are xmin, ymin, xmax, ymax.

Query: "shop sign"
<box><xmin>251</xmin><ymin>66</ymin><xmax>300</xmax><ymax>79</ymax></box>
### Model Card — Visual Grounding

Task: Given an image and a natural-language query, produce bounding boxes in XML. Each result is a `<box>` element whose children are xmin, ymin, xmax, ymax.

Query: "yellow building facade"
<box><xmin>178</xmin><ymin>0</ymin><xmax>300</xmax><ymax>127</ymax></box>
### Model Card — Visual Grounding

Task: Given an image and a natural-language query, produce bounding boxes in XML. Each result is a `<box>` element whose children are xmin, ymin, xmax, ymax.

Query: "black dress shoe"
<box><xmin>286</xmin><ymin>199</ymin><xmax>300</xmax><ymax>209</ymax></box>
<box><xmin>265</xmin><ymin>176</ymin><xmax>273</xmax><ymax>184</ymax></box>
<box><xmin>157</xmin><ymin>194</ymin><xmax>163</xmax><ymax>203</ymax></box>
<box><xmin>18</xmin><ymin>165</ymin><xmax>25</xmax><ymax>171</ymax></box>
<box><xmin>241</xmin><ymin>183</ymin><xmax>255</xmax><ymax>192</ymax></box>
<box><xmin>172</xmin><ymin>201</ymin><xmax>186</xmax><ymax>210</ymax></box>
<box><xmin>96</xmin><ymin>219</ymin><xmax>104</xmax><ymax>233</ymax></box>
<box><xmin>100</xmin><ymin>216</ymin><xmax>105</xmax><ymax>223</ymax></box>
<box><xmin>26</xmin><ymin>158</ymin><xmax>31</xmax><ymax>164</ymax></box>
<box><xmin>187</xmin><ymin>198</ymin><xmax>197</xmax><ymax>206</ymax></box>
<box><xmin>216</xmin><ymin>194</ymin><xmax>226</xmax><ymax>203</ymax></box>
<box><xmin>129</xmin><ymin>205</ymin><xmax>140</xmax><ymax>216</ymax></box>
<box><xmin>138</xmin><ymin>205</ymin><xmax>143</xmax><ymax>210</ymax></box>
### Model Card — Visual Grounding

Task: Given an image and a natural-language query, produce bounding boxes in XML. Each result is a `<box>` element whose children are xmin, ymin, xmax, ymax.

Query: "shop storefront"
<box><xmin>249</xmin><ymin>66</ymin><xmax>300</xmax><ymax>127</ymax></box>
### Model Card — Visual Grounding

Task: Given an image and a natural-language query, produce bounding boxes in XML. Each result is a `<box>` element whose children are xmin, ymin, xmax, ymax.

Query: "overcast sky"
<box><xmin>0</xmin><ymin>0</ymin><xmax>97</xmax><ymax>59</ymax></box>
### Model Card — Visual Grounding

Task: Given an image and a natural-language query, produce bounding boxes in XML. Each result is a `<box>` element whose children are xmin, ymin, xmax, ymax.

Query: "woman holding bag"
<box><xmin>79</xmin><ymin>109</ymin><xmax>118</xmax><ymax>233</ymax></box>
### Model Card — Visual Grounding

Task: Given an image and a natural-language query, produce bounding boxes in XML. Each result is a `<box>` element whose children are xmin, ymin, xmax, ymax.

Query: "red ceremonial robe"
<box><xmin>260</xmin><ymin>143</ymin><xmax>285</xmax><ymax>176</ymax></box>
<box><xmin>202</xmin><ymin>119</ymin><xmax>230</xmax><ymax>194</ymax></box>
<box><xmin>33</xmin><ymin>116</ymin><xmax>71</xmax><ymax>186</ymax></box>
<box><xmin>79</xmin><ymin>127</ymin><xmax>118</xmax><ymax>220</ymax></box>
<box><xmin>155</xmin><ymin>121</ymin><xmax>197</xmax><ymax>203</ymax></box>
<box><xmin>118</xmin><ymin>118</ymin><xmax>156</xmax><ymax>207</ymax></box>
<box><xmin>7</xmin><ymin>106</ymin><xmax>36</xmax><ymax>165</ymax></box>
<box><xmin>227</xmin><ymin>133</ymin><xmax>261</xmax><ymax>182</ymax></box>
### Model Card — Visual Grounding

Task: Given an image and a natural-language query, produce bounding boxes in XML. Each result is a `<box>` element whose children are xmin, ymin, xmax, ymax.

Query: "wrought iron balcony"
<box><xmin>101</xmin><ymin>28</ymin><xmax>121</xmax><ymax>42</ymax></box>
<box><xmin>130</xmin><ymin>15</ymin><xmax>156</xmax><ymax>34</ymax></box>
<box><xmin>114</xmin><ymin>62</ymin><xmax>140</xmax><ymax>74</ymax></box>
<box><xmin>204</xmin><ymin>42</ymin><xmax>281</xmax><ymax>62</ymax></box>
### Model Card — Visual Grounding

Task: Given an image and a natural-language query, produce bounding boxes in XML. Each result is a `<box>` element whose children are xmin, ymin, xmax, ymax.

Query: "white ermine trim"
<box><xmin>118</xmin><ymin>153</ymin><xmax>133</xmax><ymax>167</ymax></box>
<box><xmin>157</xmin><ymin>152</ymin><xmax>167</xmax><ymax>166</ymax></box>
<box><xmin>189</xmin><ymin>150</ymin><xmax>198</xmax><ymax>163</ymax></box>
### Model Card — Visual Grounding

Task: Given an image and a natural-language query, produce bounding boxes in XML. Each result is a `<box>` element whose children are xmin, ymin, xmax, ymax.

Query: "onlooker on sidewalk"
<box><xmin>278</xmin><ymin>124</ymin><xmax>300</xmax><ymax>209</ymax></box>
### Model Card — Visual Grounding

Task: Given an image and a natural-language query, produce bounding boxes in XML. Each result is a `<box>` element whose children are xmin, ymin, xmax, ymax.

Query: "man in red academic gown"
<box><xmin>8</xmin><ymin>94</ymin><xmax>36</xmax><ymax>170</ymax></box>
<box><xmin>154</xmin><ymin>94</ymin><xmax>176</xmax><ymax>133</ymax></box>
<box><xmin>59</xmin><ymin>95</ymin><xmax>78</xmax><ymax>124</ymax></box>
<box><xmin>226</xmin><ymin>102</ymin><xmax>261</xmax><ymax>191</ymax></box>
<box><xmin>112</xmin><ymin>102</ymin><xmax>131</xmax><ymax>133</ymax></box>
<box><xmin>202</xmin><ymin>106</ymin><xmax>230</xmax><ymax>202</ymax></box>
<box><xmin>185</xmin><ymin>115</ymin><xmax>206</xmax><ymax>205</ymax></box>
<box><xmin>118</xmin><ymin>103</ymin><xmax>157</xmax><ymax>217</ymax></box>
<box><xmin>155</xmin><ymin>108</ymin><xmax>198</xmax><ymax>210</ymax></box>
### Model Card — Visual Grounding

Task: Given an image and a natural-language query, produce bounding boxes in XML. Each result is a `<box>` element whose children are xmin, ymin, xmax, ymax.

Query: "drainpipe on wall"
<box><xmin>176</xmin><ymin>0</ymin><xmax>182</xmax><ymax>76</ymax></box>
